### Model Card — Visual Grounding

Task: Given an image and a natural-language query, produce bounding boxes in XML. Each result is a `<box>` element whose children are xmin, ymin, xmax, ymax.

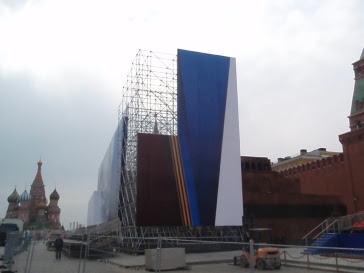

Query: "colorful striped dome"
<box><xmin>20</xmin><ymin>189</ymin><xmax>31</xmax><ymax>202</ymax></box>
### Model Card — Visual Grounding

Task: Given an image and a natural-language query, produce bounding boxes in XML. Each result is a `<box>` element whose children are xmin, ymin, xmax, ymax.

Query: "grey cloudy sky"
<box><xmin>1</xmin><ymin>0</ymin><xmax>363</xmax><ymax>227</ymax></box>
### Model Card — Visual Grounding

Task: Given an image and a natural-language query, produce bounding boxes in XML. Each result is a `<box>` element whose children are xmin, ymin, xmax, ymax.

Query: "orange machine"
<box><xmin>235</xmin><ymin>228</ymin><xmax>281</xmax><ymax>270</ymax></box>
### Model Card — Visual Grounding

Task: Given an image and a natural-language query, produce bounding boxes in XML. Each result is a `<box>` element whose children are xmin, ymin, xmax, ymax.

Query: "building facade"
<box><xmin>228</xmin><ymin>49</ymin><xmax>364</xmax><ymax>242</ymax></box>
<box><xmin>264</xmin><ymin>50</ymin><xmax>364</xmax><ymax>218</ymax></box>
<box><xmin>278</xmin><ymin>49</ymin><xmax>364</xmax><ymax>215</ymax></box>
<box><xmin>272</xmin><ymin>148</ymin><xmax>340</xmax><ymax>172</ymax></box>
<box><xmin>242</xmin><ymin>156</ymin><xmax>346</xmax><ymax>242</ymax></box>
<box><xmin>5</xmin><ymin>160</ymin><xmax>61</xmax><ymax>229</ymax></box>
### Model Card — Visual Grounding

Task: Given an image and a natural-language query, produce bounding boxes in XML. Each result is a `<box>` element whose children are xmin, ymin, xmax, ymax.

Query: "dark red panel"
<box><xmin>136</xmin><ymin>133</ymin><xmax>182</xmax><ymax>226</ymax></box>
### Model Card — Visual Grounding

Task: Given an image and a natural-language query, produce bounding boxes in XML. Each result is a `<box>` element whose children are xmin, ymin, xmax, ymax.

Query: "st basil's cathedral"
<box><xmin>5</xmin><ymin>160</ymin><xmax>61</xmax><ymax>229</ymax></box>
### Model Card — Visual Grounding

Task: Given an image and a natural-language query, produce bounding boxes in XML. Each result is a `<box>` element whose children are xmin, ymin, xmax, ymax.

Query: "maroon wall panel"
<box><xmin>136</xmin><ymin>133</ymin><xmax>182</xmax><ymax>226</ymax></box>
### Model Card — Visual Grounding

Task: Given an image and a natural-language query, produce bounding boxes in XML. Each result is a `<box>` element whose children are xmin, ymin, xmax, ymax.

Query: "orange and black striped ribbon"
<box><xmin>170</xmin><ymin>136</ymin><xmax>192</xmax><ymax>226</ymax></box>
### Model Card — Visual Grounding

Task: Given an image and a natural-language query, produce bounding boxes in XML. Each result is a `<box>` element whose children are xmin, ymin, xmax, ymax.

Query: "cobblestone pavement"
<box><xmin>0</xmin><ymin>242</ymin><xmax>346</xmax><ymax>273</ymax></box>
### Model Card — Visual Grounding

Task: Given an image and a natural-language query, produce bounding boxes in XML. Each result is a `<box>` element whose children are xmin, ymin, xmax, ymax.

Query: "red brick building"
<box><xmin>242</xmin><ymin>156</ymin><xmax>346</xmax><ymax>242</ymax></box>
<box><xmin>244</xmin><ymin>49</ymin><xmax>364</xmax><ymax>242</ymax></box>
<box><xmin>5</xmin><ymin>160</ymin><xmax>61</xmax><ymax>229</ymax></box>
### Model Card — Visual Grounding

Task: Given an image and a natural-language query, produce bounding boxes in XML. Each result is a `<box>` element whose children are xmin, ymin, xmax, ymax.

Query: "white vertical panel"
<box><xmin>215</xmin><ymin>58</ymin><xmax>244</xmax><ymax>226</ymax></box>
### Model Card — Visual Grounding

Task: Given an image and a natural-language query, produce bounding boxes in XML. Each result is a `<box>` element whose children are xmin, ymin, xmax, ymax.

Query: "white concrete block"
<box><xmin>145</xmin><ymin>248</ymin><xmax>186</xmax><ymax>271</ymax></box>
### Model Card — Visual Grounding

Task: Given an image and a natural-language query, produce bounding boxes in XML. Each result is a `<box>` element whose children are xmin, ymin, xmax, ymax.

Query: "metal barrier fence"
<box><xmin>2</xmin><ymin>231</ymin><xmax>31</xmax><ymax>272</ymax></box>
<box><xmin>80</xmin><ymin>234</ymin><xmax>364</xmax><ymax>272</ymax></box>
<box><xmin>278</xmin><ymin>244</ymin><xmax>364</xmax><ymax>273</ymax></box>
<box><xmin>4</xmin><ymin>233</ymin><xmax>364</xmax><ymax>273</ymax></box>
<box><xmin>302</xmin><ymin>212</ymin><xmax>364</xmax><ymax>245</ymax></box>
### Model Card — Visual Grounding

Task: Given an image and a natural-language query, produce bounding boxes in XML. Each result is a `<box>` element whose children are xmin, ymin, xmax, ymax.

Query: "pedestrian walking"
<box><xmin>22</xmin><ymin>230</ymin><xmax>31</xmax><ymax>250</ymax></box>
<box><xmin>54</xmin><ymin>235</ymin><xmax>63</xmax><ymax>260</ymax></box>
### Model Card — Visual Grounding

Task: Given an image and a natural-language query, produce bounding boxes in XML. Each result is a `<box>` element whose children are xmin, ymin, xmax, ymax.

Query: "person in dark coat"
<box><xmin>54</xmin><ymin>235</ymin><xmax>64</xmax><ymax>260</ymax></box>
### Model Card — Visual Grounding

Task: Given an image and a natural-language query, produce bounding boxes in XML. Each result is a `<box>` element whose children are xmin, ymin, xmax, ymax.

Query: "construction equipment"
<box><xmin>235</xmin><ymin>228</ymin><xmax>281</xmax><ymax>270</ymax></box>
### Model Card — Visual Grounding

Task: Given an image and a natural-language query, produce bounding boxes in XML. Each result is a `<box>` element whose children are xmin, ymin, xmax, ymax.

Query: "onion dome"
<box><xmin>50</xmin><ymin>189</ymin><xmax>60</xmax><ymax>200</ymax></box>
<box><xmin>20</xmin><ymin>189</ymin><xmax>31</xmax><ymax>202</ymax></box>
<box><xmin>7</xmin><ymin>188</ymin><xmax>19</xmax><ymax>203</ymax></box>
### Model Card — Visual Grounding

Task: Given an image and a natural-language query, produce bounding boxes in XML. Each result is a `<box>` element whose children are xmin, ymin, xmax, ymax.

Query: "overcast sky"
<box><xmin>1</xmin><ymin>0</ymin><xmax>363</xmax><ymax>228</ymax></box>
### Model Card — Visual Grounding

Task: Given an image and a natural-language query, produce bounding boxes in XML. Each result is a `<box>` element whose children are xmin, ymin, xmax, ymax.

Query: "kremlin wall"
<box><xmin>283</xmin><ymin>49</ymin><xmax>364</xmax><ymax>216</ymax></box>
<box><xmin>4</xmin><ymin>160</ymin><xmax>61</xmax><ymax>230</ymax></box>
<box><xmin>243</xmin><ymin>49</ymin><xmax>364</xmax><ymax>241</ymax></box>
<box><xmin>280</xmin><ymin>154</ymin><xmax>346</xmax><ymax>203</ymax></box>
<box><xmin>242</xmin><ymin>155</ymin><xmax>346</xmax><ymax>242</ymax></box>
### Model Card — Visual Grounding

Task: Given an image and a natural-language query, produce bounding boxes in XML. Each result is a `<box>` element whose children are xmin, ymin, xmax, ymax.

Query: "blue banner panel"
<box><xmin>87</xmin><ymin>116</ymin><xmax>126</xmax><ymax>226</ymax></box>
<box><xmin>177</xmin><ymin>49</ymin><xmax>230</xmax><ymax>226</ymax></box>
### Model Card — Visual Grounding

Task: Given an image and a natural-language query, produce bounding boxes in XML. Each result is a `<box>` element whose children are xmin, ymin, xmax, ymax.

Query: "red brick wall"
<box><xmin>340</xmin><ymin>127</ymin><xmax>364</xmax><ymax>213</ymax></box>
<box><xmin>253</xmin><ymin>218</ymin><xmax>324</xmax><ymax>241</ymax></box>
<box><xmin>280</xmin><ymin>154</ymin><xmax>347</xmax><ymax>197</ymax></box>
<box><xmin>241</xmin><ymin>164</ymin><xmax>346</xmax><ymax>242</ymax></box>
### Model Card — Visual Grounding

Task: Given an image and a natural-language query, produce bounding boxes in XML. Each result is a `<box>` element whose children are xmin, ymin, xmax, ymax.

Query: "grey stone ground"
<box><xmin>0</xmin><ymin>242</ymin><xmax>358</xmax><ymax>273</ymax></box>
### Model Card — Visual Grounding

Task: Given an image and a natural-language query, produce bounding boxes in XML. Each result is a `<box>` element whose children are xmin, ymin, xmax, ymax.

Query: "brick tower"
<box><xmin>29</xmin><ymin>159</ymin><xmax>47</xmax><ymax>223</ymax></box>
<box><xmin>48</xmin><ymin>189</ymin><xmax>61</xmax><ymax>228</ymax></box>
<box><xmin>18</xmin><ymin>189</ymin><xmax>31</xmax><ymax>224</ymax></box>
<box><xmin>339</xmin><ymin>48</ymin><xmax>364</xmax><ymax>213</ymax></box>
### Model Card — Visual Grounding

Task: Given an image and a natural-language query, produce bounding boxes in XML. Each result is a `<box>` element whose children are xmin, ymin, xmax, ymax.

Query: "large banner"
<box><xmin>87</xmin><ymin>191</ymin><xmax>104</xmax><ymax>226</ymax></box>
<box><xmin>87</xmin><ymin>118</ymin><xmax>126</xmax><ymax>226</ymax></box>
<box><xmin>177</xmin><ymin>49</ymin><xmax>243</xmax><ymax>226</ymax></box>
<box><xmin>136</xmin><ymin>50</ymin><xmax>243</xmax><ymax>227</ymax></box>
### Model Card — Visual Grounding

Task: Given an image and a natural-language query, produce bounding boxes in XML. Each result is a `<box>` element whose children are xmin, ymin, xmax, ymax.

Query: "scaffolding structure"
<box><xmin>117</xmin><ymin>50</ymin><xmax>178</xmax><ymax>250</ymax></box>
<box><xmin>116</xmin><ymin>50</ymin><xmax>242</xmax><ymax>252</ymax></box>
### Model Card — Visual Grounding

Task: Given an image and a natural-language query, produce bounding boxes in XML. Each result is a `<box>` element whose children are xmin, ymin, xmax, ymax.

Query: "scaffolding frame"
<box><xmin>117</xmin><ymin>50</ymin><xmax>242</xmax><ymax>252</ymax></box>
<box><xmin>117</xmin><ymin>50</ymin><xmax>178</xmax><ymax>249</ymax></box>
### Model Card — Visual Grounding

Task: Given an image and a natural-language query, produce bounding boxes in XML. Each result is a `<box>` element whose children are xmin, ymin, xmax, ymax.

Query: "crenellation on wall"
<box><xmin>281</xmin><ymin>153</ymin><xmax>345</xmax><ymax>178</ymax></box>
<box><xmin>243</xmin><ymin>157</ymin><xmax>346</xmax><ymax>241</ymax></box>
<box><xmin>322</xmin><ymin>158</ymin><xmax>326</xmax><ymax>167</ymax></box>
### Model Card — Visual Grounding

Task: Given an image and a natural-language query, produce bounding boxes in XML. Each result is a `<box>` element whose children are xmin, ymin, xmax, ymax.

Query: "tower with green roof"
<box><xmin>340</xmin><ymin>48</ymin><xmax>364</xmax><ymax>214</ymax></box>
<box><xmin>349</xmin><ymin>49</ymin><xmax>364</xmax><ymax>130</ymax></box>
